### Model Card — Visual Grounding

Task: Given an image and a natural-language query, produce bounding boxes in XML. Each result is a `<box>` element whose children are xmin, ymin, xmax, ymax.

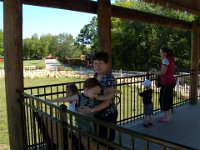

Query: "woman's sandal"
<box><xmin>159</xmin><ymin>118</ymin><xmax>170</xmax><ymax>123</ymax></box>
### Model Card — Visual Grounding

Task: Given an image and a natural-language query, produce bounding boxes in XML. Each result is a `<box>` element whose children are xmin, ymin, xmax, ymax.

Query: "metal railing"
<box><xmin>24</xmin><ymin>71</ymin><xmax>192</xmax><ymax>124</ymax></box>
<box><xmin>22</xmin><ymin>92</ymin><xmax>195</xmax><ymax>150</ymax></box>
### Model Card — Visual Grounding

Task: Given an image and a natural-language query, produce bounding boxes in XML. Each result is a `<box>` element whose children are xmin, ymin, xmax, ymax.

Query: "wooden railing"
<box><xmin>24</xmin><ymin>71</ymin><xmax>192</xmax><ymax>124</ymax></box>
<box><xmin>22</xmin><ymin>92</ymin><xmax>195</xmax><ymax>150</ymax></box>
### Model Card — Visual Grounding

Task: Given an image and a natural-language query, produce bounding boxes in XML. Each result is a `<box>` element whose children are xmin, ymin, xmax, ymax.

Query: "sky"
<box><xmin>0</xmin><ymin>1</ymin><xmax>115</xmax><ymax>39</ymax></box>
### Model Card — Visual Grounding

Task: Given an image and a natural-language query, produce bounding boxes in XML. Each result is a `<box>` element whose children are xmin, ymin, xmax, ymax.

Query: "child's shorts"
<box><xmin>144</xmin><ymin>104</ymin><xmax>153</xmax><ymax>116</ymax></box>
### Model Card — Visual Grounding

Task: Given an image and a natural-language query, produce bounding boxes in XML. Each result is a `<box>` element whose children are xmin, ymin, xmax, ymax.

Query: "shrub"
<box><xmin>63</xmin><ymin>58</ymin><xmax>87</xmax><ymax>66</ymax></box>
<box><xmin>36</xmin><ymin>63</ymin><xmax>46</xmax><ymax>69</ymax></box>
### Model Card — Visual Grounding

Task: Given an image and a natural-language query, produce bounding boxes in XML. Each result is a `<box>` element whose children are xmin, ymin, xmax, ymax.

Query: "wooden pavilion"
<box><xmin>1</xmin><ymin>0</ymin><xmax>200</xmax><ymax>149</ymax></box>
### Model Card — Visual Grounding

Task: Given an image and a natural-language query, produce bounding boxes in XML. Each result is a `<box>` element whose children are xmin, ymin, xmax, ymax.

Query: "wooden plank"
<box><xmin>190</xmin><ymin>22</ymin><xmax>199</xmax><ymax>104</ymax></box>
<box><xmin>23</xmin><ymin>0</ymin><xmax>97</xmax><ymax>14</ymax></box>
<box><xmin>97</xmin><ymin>0</ymin><xmax>112</xmax><ymax>71</ymax></box>
<box><xmin>4</xmin><ymin>0</ymin><xmax>26</xmax><ymax>149</ymax></box>
<box><xmin>111</xmin><ymin>5</ymin><xmax>192</xmax><ymax>31</ymax></box>
<box><xmin>0</xmin><ymin>0</ymin><xmax>192</xmax><ymax>31</ymax></box>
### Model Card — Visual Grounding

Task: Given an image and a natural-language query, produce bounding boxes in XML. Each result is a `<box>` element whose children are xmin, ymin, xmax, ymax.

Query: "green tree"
<box><xmin>76</xmin><ymin>17</ymin><xmax>98</xmax><ymax>55</ymax></box>
<box><xmin>111</xmin><ymin>1</ymin><xmax>194</xmax><ymax>70</ymax></box>
<box><xmin>23</xmin><ymin>38</ymin><xmax>31</xmax><ymax>59</ymax></box>
<box><xmin>77</xmin><ymin>1</ymin><xmax>194</xmax><ymax>71</ymax></box>
<box><xmin>40</xmin><ymin>34</ymin><xmax>54</xmax><ymax>57</ymax></box>
<box><xmin>23</xmin><ymin>34</ymin><xmax>44</xmax><ymax>59</ymax></box>
<box><xmin>51</xmin><ymin>33</ymin><xmax>78</xmax><ymax>59</ymax></box>
<box><xmin>29</xmin><ymin>34</ymin><xmax>41</xmax><ymax>59</ymax></box>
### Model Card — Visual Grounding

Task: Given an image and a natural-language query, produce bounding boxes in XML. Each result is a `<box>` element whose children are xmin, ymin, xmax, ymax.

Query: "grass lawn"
<box><xmin>0</xmin><ymin>77</ymin><xmax>83</xmax><ymax>146</ymax></box>
<box><xmin>0</xmin><ymin>61</ymin><xmax>4</xmax><ymax>69</ymax></box>
<box><xmin>0</xmin><ymin>76</ymin><xmax>184</xmax><ymax>147</ymax></box>
<box><xmin>23</xmin><ymin>59</ymin><xmax>45</xmax><ymax>67</ymax></box>
<box><xmin>0</xmin><ymin>59</ymin><xmax>45</xmax><ymax>69</ymax></box>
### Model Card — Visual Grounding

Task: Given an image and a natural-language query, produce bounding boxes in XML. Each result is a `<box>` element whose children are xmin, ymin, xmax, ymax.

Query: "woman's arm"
<box><xmin>154</xmin><ymin>58</ymin><xmax>169</xmax><ymax>76</ymax></box>
<box><xmin>78</xmin><ymin>88</ymin><xmax>117</xmax><ymax>114</ymax></box>
<box><xmin>91</xmin><ymin>101</ymin><xmax>110</xmax><ymax>112</ymax></box>
<box><xmin>96</xmin><ymin>89</ymin><xmax>120</xmax><ymax>101</ymax></box>
<box><xmin>91</xmin><ymin>87</ymin><xmax>115</xmax><ymax>112</ymax></box>
<box><xmin>51</xmin><ymin>95</ymin><xmax>79</xmax><ymax>103</ymax></box>
<box><xmin>155</xmin><ymin>65</ymin><xmax>168</xmax><ymax>76</ymax></box>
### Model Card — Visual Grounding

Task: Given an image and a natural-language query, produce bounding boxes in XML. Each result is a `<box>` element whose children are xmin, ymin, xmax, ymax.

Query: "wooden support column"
<box><xmin>97</xmin><ymin>0</ymin><xmax>112</xmax><ymax>71</ymax></box>
<box><xmin>190</xmin><ymin>22</ymin><xmax>199</xmax><ymax>104</ymax></box>
<box><xmin>4</xmin><ymin>0</ymin><xmax>25</xmax><ymax>149</ymax></box>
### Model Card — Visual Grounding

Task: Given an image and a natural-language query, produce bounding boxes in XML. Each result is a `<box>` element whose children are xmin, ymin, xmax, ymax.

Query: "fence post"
<box><xmin>59</xmin><ymin>104</ymin><xmax>68</xmax><ymax>150</ymax></box>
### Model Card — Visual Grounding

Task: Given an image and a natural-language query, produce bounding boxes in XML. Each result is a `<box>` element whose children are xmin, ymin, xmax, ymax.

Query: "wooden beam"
<box><xmin>23</xmin><ymin>0</ymin><xmax>97</xmax><ymax>14</ymax></box>
<box><xmin>143</xmin><ymin>0</ymin><xmax>200</xmax><ymax>15</ymax></box>
<box><xmin>4</xmin><ymin>0</ymin><xmax>26</xmax><ymax>149</ymax></box>
<box><xmin>190</xmin><ymin>22</ymin><xmax>199</xmax><ymax>104</ymax></box>
<box><xmin>97</xmin><ymin>0</ymin><xmax>112</xmax><ymax>71</ymax></box>
<box><xmin>111</xmin><ymin>5</ymin><xmax>192</xmax><ymax>31</ymax></box>
<box><xmin>1</xmin><ymin>0</ymin><xmax>192</xmax><ymax>31</ymax></box>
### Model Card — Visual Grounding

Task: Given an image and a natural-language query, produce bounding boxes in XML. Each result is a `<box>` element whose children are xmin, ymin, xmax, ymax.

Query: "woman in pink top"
<box><xmin>154</xmin><ymin>47</ymin><xmax>176</xmax><ymax>122</ymax></box>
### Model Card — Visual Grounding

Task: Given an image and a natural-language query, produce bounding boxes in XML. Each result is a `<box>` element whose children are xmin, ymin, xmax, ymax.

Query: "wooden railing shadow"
<box><xmin>33</xmin><ymin>104</ymin><xmax>106</xmax><ymax>150</ymax></box>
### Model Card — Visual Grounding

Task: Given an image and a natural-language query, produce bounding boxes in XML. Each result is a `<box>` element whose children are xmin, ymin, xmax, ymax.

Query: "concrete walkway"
<box><xmin>45</xmin><ymin>59</ymin><xmax>62</xmax><ymax>70</ymax></box>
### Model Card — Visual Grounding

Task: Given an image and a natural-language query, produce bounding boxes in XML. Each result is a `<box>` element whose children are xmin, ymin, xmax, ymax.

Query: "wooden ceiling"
<box><xmin>143</xmin><ymin>0</ymin><xmax>200</xmax><ymax>14</ymax></box>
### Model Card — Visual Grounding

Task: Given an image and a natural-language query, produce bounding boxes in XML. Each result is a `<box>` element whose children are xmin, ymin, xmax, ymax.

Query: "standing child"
<box><xmin>66</xmin><ymin>83</ymin><xmax>79</xmax><ymax>112</ymax></box>
<box><xmin>49</xmin><ymin>83</ymin><xmax>79</xmax><ymax>112</ymax></box>
<box><xmin>138</xmin><ymin>79</ymin><xmax>153</xmax><ymax>127</ymax></box>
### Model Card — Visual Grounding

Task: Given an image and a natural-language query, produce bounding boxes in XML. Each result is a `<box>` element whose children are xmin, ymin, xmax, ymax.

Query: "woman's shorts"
<box><xmin>144</xmin><ymin>104</ymin><xmax>153</xmax><ymax>116</ymax></box>
<box><xmin>159</xmin><ymin>82</ymin><xmax>176</xmax><ymax>111</ymax></box>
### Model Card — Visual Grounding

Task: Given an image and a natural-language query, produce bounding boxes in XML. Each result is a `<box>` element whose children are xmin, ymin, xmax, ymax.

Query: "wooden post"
<box><xmin>190</xmin><ymin>22</ymin><xmax>199</xmax><ymax>104</ymax></box>
<box><xmin>4</xmin><ymin>0</ymin><xmax>26</xmax><ymax>149</ymax></box>
<box><xmin>97</xmin><ymin>0</ymin><xmax>112</xmax><ymax>71</ymax></box>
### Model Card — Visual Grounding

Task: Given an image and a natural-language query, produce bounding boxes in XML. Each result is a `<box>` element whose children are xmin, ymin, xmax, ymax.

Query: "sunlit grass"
<box><xmin>0</xmin><ymin>76</ymin><xmax>185</xmax><ymax>146</ymax></box>
<box><xmin>0</xmin><ymin>59</ymin><xmax>46</xmax><ymax>69</ymax></box>
<box><xmin>0</xmin><ymin>61</ymin><xmax>3</xmax><ymax>69</ymax></box>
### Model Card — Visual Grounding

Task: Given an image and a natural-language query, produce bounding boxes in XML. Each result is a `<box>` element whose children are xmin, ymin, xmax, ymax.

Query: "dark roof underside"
<box><xmin>143</xmin><ymin>0</ymin><xmax>200</xmax><ymax>15</ymax></box>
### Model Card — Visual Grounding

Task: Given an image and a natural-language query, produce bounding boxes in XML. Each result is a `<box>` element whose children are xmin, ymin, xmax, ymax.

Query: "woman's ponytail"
<box><xmin>161</xmin><ymin>47</ymin><xmax>173</xmax><ymax>58</ymax></box>
<box><xmin>168</xmin><ymin>49</ymin><xmax>173</xmax><ymax>57</ymax></box>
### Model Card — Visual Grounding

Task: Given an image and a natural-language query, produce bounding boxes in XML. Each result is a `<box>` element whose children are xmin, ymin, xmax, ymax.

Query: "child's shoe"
<box><xmin>148</xmin><ymin>123</ymin><xmax>153</xmax><ymax>126</ymax></box>
<box><xmin>143</xmin><ymin>123</ymin><xmax>148</xmax><ymax>128</ymax></box>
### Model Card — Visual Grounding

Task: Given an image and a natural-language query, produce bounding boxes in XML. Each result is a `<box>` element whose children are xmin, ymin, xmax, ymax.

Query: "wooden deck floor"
<box><xmin>121</xmin><ymin>102</ymin><xmax>200</xmax><ymax>149</ymax></box>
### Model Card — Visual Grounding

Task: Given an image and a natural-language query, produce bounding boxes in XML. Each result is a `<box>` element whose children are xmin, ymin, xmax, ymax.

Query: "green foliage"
<box><xmin>76</xmin><ymin>17</ymin><xmax>98</xmax><ymax>55</ymax></box>
<box><xmin>57</xmin><ymin>66</ymin><xmax>73</xmax><ymax>71</ymax></box>
<box><xmin>23</xmin><ymin>33</ymin><xmax>81</xmax><ymax>60</ymax></box>
<box><xmin>36</xmin><ymin>63</ymin><xmax>46</xmax><ymax>69</ymax></box>
<box><xmin>63</xmin><ymin>58</ymin><xmax>87</xmax><ymax>67</ymax></box>
<box><xmin>50</xmin><ymin>33</ymin><xmax>78</xmax><ymax>60</ymax></box>
<box><xmin>112</xmin><ymin>1</ymin><xmax>192</xmax><ymax>70</ymax></box>
<box><xmin>0</xmin><ymin>1</ymin><xmax>196</xmax><ymax>70</ymax></box>
<box><xmin>76</xmin><ymin>1</ymin><xmax>194</xmax><ymax>71</ymax></box>
<box><xmin>23</xmin><ymin>34</ymin><xmax>48</xmax><ymax>59</ymax></box>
